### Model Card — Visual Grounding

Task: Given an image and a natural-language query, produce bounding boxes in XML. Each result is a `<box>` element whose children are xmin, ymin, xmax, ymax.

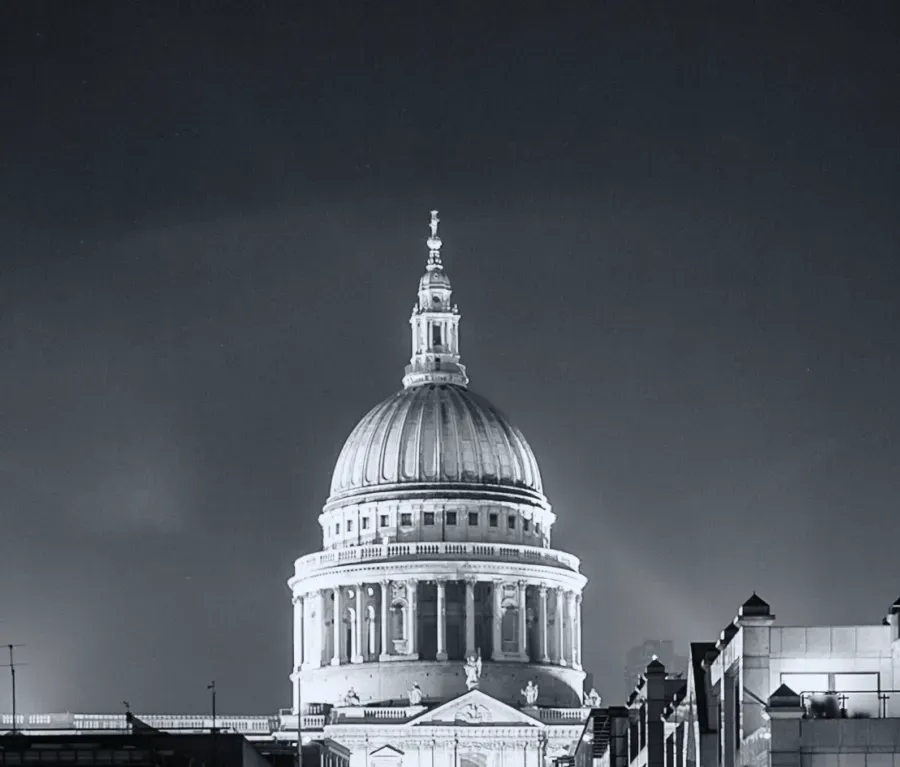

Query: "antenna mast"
<box><xmin>1</xmin><ymin>644</ymin><xmax>26</xmax><ymax>735</ymax></box>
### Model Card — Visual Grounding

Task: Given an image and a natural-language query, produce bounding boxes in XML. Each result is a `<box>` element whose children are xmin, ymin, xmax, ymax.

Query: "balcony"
<box><xmin>799</xmin><ymin>690</ymin><xmax>899</xmax><ymax>720</ymax></box>
<box><xmin>293</xmin><ymin>541</ymin><xmax>581</xmax><ymax>577</ymax></box>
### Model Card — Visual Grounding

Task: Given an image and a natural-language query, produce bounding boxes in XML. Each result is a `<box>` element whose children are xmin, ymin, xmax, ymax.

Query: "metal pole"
<box><xmin>208</xmin><ymin>681</ymin><xmax>216</xmax><ymax>732</ymax></box>
<box><xmin>10</xmin><ymin>646</ymin><xmax>16</xmax><ymax>735</ymax></box>
<box><xmin>2</xmin><ymin>644</ymin><xmax>26</xmax><ymax>735</ymax></box>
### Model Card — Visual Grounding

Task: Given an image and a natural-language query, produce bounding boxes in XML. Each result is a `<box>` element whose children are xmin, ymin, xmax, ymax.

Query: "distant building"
<box><xmin>0</xmin><ymin>730</ymin><xmax>277</xmax><ymax>767</ymax></box>
<box><xmin>624</xmin><ymin>640</ymin><xmax>687</xmax><ymax>692</ymax></box>
<box><xmin>595</xmin><ymin>592</ymin><xmax>900</xmax><ymax>767</ymax></box>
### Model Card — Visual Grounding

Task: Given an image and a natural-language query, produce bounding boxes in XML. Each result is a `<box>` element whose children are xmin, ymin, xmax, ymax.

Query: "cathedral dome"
<box><xmin>328</xmin><ymin>383</ymin><xmax>544</xmax><ymax>503</ymax></box>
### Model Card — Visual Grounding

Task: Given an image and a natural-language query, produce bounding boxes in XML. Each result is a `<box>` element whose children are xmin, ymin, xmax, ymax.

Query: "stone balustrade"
<box><xmin>294</xmin><ymin>541</ymin><xmax>580</xmax><ymax>576</ymax></box>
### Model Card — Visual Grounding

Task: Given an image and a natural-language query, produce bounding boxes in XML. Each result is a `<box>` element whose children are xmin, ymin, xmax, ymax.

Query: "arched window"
<box><xmin>501</xmin><ymin>604</ymin><xmax>518</xmax><ymax>652</ymax></box>
<box><xmin>366</xmin><ymin>605</ymin><xmax>377</xmax><ymax>656</ymax></box>
<box><xmin>344</xmin><ymin>607</ymin><xmax>355</xmax><ymax>659</ymax></box>
<box><xmin>391</xmin><ymin>601</ymin><xmax>407</xmax><ymax>641</ymax></box>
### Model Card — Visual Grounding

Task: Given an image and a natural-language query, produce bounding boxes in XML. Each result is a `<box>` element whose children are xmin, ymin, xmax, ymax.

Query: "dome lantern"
<box><xmin>402</xmin><ymin>210</ymin><xmax>469</xmax><ymax>389</ymax></box>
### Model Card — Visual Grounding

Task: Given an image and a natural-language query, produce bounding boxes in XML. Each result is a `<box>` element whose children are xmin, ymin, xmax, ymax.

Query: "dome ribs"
<box><xmin>328</xmin><ymin>385</ymin><xmax>545</xmax><ymax>501</ymax></box>
<box><xmin>376</xmin><ymin>392</ymin><xmax>407</xmax><ymax>485</ymax></box>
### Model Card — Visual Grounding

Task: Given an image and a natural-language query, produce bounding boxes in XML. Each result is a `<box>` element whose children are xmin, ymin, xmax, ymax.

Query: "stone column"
<box><xmin>379</xmin><ymin>580</ymin><xmax>390</xmax><ymax>660</ymax></box>
<box><xmin>465</xmin><ymin>578</ymin><xmax>476</xmax><ymax>656</ymax></box>
<box><xmin>314</xmin><ymin>590</ymin><xmax>325</xmax><ymax>668</ymax></box>
<box><xmin>539</xmin><ymin>586</ymin><xmax>550</xmax><ymax>663</ymax></box>
<box><xmin>517</xmin><ymin>581</ymin><xmax>528</xmax><ymax>659</ymax></box>
<box><xmin>352</xmin><ymin>583</ymin><xmax>364</xmax><ymax>663</ymax></box>
<box><xmin>575</xmin><ymin>593</ymin><xmax>583</xmax><ymax>669</ymax></box>
<box><xmin>567</xmin><ymin>591</ymin><xmax>579</xmax><ymax>669</ymax></box>
<box><xmin>292</xmin><ymin>594</ymin><xmax>304</xmax><ymax>670</ymax></box>
<box><xmin>492</xmin><ymin>579</ymin><xmax>504</xmax><ymax>660</ymax></box>
<box><xmin>331</xmin><ymin>587</ymin><xmax>342</xmax><ymax>666</ymax></box>
<box><xmin>407</xmin><ymin>580</ymin><xmax>418</xmax><ymax>657</ymax></box>
<box><xmin>436</xmin><ymin>579</ymin><xmax>448</xmax><ymax>661</ymax></box>
<box><xmin>556</xmin><ymin>587</ymin><xmax>567</xmax><ymax>666</ymax></box>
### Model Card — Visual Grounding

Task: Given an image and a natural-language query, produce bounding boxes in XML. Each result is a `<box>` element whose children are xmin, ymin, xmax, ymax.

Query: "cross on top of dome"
<box><xmin>426</xmin><ymin>210</ymin><xmax>443</xmax><ymax>270</ymax></box>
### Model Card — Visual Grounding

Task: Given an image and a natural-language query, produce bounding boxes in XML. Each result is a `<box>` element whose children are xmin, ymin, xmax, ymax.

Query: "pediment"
<box><xmin>407</xmin><ymin>689</ymin><xmax>543</xmax><ymax>727</ymax></box>
<box><xmin>370</xmin><ymin>745</ymin><xmax>405</xmax><ymax>758</ymax></box>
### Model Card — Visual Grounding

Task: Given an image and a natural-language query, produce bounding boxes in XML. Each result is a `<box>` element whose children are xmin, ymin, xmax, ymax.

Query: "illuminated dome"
<box><xmin>292</xmin><ymin>212</ymin><xmax>586</xmax><ymax>722</ymax></box>
<box><xmin>328</xmin><ymin>383</ymin><xmax>543</xmax><ymax>502</ymax></box>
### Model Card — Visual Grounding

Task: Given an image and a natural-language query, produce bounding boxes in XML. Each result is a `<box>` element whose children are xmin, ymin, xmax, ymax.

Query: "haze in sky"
<box><xmin>0</xmin><ymin>2</ymin><xmax>898</xmax><ymax>712</ymax></box>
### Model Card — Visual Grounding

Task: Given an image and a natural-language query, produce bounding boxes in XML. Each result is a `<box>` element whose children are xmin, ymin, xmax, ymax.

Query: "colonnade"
<box><xmin>293</xmin><ymin>578</ymin><xmax>582</xmax><ymax>671</ymax></box>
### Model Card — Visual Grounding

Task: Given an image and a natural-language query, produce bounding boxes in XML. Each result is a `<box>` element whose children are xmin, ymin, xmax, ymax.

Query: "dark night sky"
<box><xmin>1</xmin><ymin>1</ymin><xmax>899</xmax><ymax>714</ymax></box>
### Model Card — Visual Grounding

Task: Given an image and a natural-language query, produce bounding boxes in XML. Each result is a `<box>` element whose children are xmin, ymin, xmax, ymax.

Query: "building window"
<box><xmin>507</xmin><ymin>515</ymin><xmax>516</xmax><ymax>529</ymax></box>
<box><xmin>446</xmin><ymin>511</ymin><xmax>457</xmax><ymax>525</ymax></box>
<box><xmin>424</xmin><ymin>512</ymin><xmax>435</xmax><ymax>525</ymax></box>
<box><xmin>523</xmin><ymin>519</ymin><xmax>530</xmax><ymax>532</ymax></box>
<box><xmin>535</xmin><ymin>522</ymin><xmax>541</xmax><ymax>535</ymax></box>
<box><xmin>380</xmin><ymin>514</ymin><xmax>389</xmax><ymax>527</ymax></box>
<box><xmin>468</xmin><ymin>512</ymin><xmax>478</xmax><ymax>526</ymax></box>
<box><xmin>334</xmin><ymin>523</ymin><xmax>340</xmax><ymax>534</ymax></box>
<box><xmin>400</xmin><ymin>513</ymin><xmax>412</xmax><ymax>526</ymax></box>
<box><xmin>346</xmin><ymin>519</ymin><xmax>353</xmax><ymax>531</ymax></box>
<box><xmin>489</xmin><ymin>513</ymin><xmax>498</xmax><ymax>527</ymax></box>
<box><xmin>361</xmin><ymin>517</ymin><xmax>370</xmax><ymax>530</ymax></box>
<box><xmin>432</xmin><ymin>325</ymin><xmax>442</xmax><ymax>346</ymax></box>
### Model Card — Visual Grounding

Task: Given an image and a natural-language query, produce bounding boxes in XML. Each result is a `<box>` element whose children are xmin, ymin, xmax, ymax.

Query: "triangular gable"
<box><xmin>370</xmin><ymin>745</ymin><xmax>405</xmax><ymax>758</ymax></box>
<box><xmin>406</xmin><ymin>689</ymin><xmax>544</xmax><ymax>727</ymax></box>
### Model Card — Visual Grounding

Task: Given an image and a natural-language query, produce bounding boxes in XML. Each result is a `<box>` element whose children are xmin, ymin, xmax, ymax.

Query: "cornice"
<box><xmin>290</xmin><ymin>560</ymin><xmax>586</xmax><ymax>594</ymax></box>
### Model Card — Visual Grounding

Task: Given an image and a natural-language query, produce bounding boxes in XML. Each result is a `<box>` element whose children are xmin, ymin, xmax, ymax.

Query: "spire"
<box><xmin>402</xmin><ymin>210</ymin><xmax>468</xmax><ymax>389</ymax></box>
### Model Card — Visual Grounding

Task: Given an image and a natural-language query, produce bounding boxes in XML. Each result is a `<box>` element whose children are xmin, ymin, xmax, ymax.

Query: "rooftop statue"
<box><xmin>407</xmin><ymin>682</ymin><xmax>423</xmax><ymax>706</ymax></box>
<box><xmin>464</xmin><ymin>648</ymin><xmax>482</xmax><ymax>691</ymax></box>
<box><xmin>521</xmin><ymin>681</ymin><xmax>539</xmax><ymax>706</ymax></box>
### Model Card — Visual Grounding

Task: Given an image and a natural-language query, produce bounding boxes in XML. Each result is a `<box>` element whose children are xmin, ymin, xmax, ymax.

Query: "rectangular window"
<box><xmin>489</xmin><ymin>513</ymin><xmax>498</xmax><ymax>527</ymax></box>
<box><xmin>334</xmin><ymin>523</ymin><xmax>340</xmax><ymax>534</ymax></box>
<box><xmin>400</xmin><ymin>513</ymin><xmax>412</xmax><ymax>526</ymax></box>
<box><xmin>380</xmin><ymin>514</ymin><xmax>389</xmax><ymax>527</ymax></box>
<box><xmin>361</xmin><ymin>517</ymin><xmax>370</xmax><ymax>530</ymax></box>
<box><xmin>346</xmin><ymin>520</ymin><xmax>353</xmax><ymax>532</ymax></box>
<box><xmin>535</xmin><ymin>522</ymin><xmax>541</xmax><ymax>535</ymax></box>
<box><xmin>507</xmin><ymin>515</ymin><xmax>516</xmax><ymax>529</ymax></box>
<box><xmin>432</xmin><ymin>325</ymin><xmax>442</xmax><ymax>346</ymax></box>
<box><xmin>523</xmin><ymin>519</ymin><xmax>530</xmax><ymax>532</ymax></box>
<box><xmin>446</xmin><ymin>511</ymin><xmax>457</xmax><ymax>525</ymax></box>
<box><xmin>424</xmin><ymin>512</ymin><xmax>435</xmax><ymax>525</ymax></box>
<box><xmin>468</xmin><ymin>511</ymin><xmax>478</xmax><ymax>526</ymax></box>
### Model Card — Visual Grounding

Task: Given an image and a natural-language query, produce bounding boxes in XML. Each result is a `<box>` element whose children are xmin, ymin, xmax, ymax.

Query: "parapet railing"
<box><xmin>534</xmin><ymin>708</ymin><xmax>591</xmax><ymax>722</ymax></box>
<box><xmin>294</xmin><ymin>541</ymin><xmax>580</xmax><ymax>575</ymax></box>
<box><xmin>799</xmin><ymin>690</ymin><xmax>900</xmax><ymax>719</ymax></box>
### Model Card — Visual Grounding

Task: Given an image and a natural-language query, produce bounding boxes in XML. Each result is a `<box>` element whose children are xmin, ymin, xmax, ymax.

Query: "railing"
<box><xmin>278</xmin><ymin>712</ymin><xmax>328</xmax><ymax>730</ymax></box>
<box><xmin>294</xmin><ymin>541</ymin><xmax>581</xmax><ymax>575</ymax></box>
<box><xmin>799</xmin><ymin>690</ymin><xmax>900</xmax><ymax>719</ymax></box>
<box><xmin>536</xmin><ymin>708</ymin><xmax>590</xmax><ymax>722</ymax></box>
